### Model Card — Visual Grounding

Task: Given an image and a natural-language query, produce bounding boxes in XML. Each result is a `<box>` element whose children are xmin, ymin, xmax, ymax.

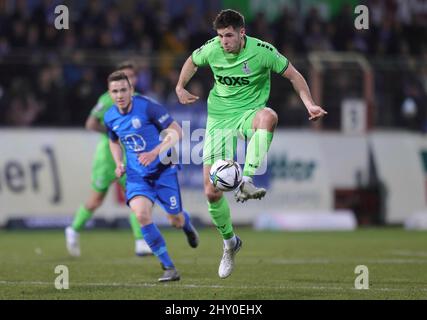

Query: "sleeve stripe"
<box><xmin>278</xmin><ymin>59</ymin><xmax>289</xmax><ymax>74</ymax></box>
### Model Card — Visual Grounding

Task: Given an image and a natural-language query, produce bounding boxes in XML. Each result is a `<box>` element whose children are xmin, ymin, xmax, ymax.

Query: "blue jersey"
<box><xmin>104</xmin><ymin>96</ymin><xmax>175</xmax><ymax>178</ymax></box>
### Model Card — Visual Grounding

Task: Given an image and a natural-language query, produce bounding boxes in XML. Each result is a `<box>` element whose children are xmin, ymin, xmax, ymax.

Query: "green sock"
<box><xmin>71</xmin><ymin>205</ymin><xmax>92</xmax><ymax>231</ymax></box>
<box><xmin>208</xmin><ymin>196</ymin><xmax>234</xmax><ymax>240</ymax></box>
<box><xmin>243</xmin><ymin>129</ymin><xmax>274</xmax><ymax>177</ymax></box>
<box><xmin>129</xmin><ymin>212</ymin><xmax>143</xmax><ymax>240</ymax></box>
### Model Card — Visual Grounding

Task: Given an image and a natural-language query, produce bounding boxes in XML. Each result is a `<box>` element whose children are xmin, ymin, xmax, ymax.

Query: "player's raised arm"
<box><xmin>282</xmin><ymin>62</ymin><xmax>328</xmax><ymax>121</ymax></box>
<box><xmin>175</xmin><ymin>56</ymin><xmax>200</xmax><ymax>105</ymax></box>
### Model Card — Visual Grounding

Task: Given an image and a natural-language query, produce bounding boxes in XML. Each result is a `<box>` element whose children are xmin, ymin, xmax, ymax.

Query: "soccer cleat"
<box><xmin>65</xmin><ymin>226</ymin><xmax>81</xmax><ymax>257</ymax></box>
<box><xmin>135</xmin><ymin>239</ymin><xmax>153</xmax><ymax>256</ymax></box>
<box><xmin>234</xmin><ymin>177</ymin><xmax>266</xmax><ymax>203</ymax></box>
<box><xmin>184</xmin><ymin>225</ymin><xmax>200</xmax><ymax>248</ymax></box>
<box><xmin>158</xmin><ymin>267</ymin><xmax>181</xmax><ymax>282</ymax></box>
<box><xmin>218</xmin><ymin>236</ymin><xmax>242</xmax><ymax>279</ymax></box>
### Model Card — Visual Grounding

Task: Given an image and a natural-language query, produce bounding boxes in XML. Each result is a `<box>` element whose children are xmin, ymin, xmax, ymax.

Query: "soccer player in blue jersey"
<box><xmin>104</xmin><ymin>71</ymin><xmax>198</xmax><ymax>282</ymax></box>
<box><xmin>65</xmin><ymin>61</ymin><xmax>153</xmax><ymax>257</ymax></box>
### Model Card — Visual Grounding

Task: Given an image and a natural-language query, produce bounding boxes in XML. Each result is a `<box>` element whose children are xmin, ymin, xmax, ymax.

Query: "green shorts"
<box><xmin>91</xmin><ymin>135</ymin><xmax>126</xmax><ymax>193</ymax></box>
<box><xmin>203</xmin><ymin>108</ymin><xmax>261</xmax><ymax>165</ymax></box>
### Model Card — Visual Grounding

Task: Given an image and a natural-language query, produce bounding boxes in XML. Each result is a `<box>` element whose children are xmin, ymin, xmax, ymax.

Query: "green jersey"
<box><xmin>90</xmin><ymin>92</ymin><xmax>114</xmax><ymax>135</ymax></box>
<box><xmin>191</xmin><ymin>35</ymin><xmax>289</xmax><ymax>118</ymax></box>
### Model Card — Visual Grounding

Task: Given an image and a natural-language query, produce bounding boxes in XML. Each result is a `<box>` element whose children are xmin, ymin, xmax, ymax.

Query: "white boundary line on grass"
<box><xmin>1</xmin><ymin>280</ymin><xmax>427</xmax><ymax>293</ymax></box>
<box><xmin>269</xmin><ymin>258</ymin><xmax>427</xmax><ymax>265</ymax></box>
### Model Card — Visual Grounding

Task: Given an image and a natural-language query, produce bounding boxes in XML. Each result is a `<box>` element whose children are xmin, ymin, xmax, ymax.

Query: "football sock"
<box><xmin>208</xmin><ymin>196</ymin><xmax>234</xmax><ymax>240</ymax></box>
<box><xmin>182</xmin><ymin>210</ymin><xmax>194</xmax><ymax>233</ymax></box>
<box><xmin>243</xmin><ymin>129</ymin><xmax>273</xmax><ymax>177</ymax></box>
<box><xmin>141</xmin><ymin>223</ymin><xmax>174</xmax><ymax>269</ymax></box>
<box><xmin>129</xmin><ymin>212</ymin><xmax>144</xmax><ymax>240</ymax></box>
<box><xmin>71</xmin><ymin>205</ymin><xmax>92</xmax><ymax>232</ymax></box>
<box><xmin>224</xmin><ymin>235</ymin><xmax>237</xmax><ymax>250</ymax></box>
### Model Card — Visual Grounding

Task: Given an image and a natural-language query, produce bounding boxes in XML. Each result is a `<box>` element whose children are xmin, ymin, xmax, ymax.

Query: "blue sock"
<box><xmin>141</xmin><ymin>223</ymin><xmax>174</xmax><ymax>269</ymax></box>
<box><xmin>182</xmin><ymin>210</ymin><xmax>194</xmax><ymax>233</ymax></box>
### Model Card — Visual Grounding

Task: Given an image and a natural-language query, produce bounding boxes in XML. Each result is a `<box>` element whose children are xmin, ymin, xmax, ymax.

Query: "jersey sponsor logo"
<box><xmin>131</xmin><ymin>117</ymin><xmax>142</xmax><ymax>129</ymax></box>
<box><xmin>158</xmin><ymin>114</ymin><xmax>170</xmax><ymax>124</ymax></box>
<box><xmin>242</xmin><ymin>61</ymin><xmax>251</xmax><ymax>74</ymax></box>
<box><xmin>94</xmin><ymin>178</ymin><xmax>105</xmax><ymax>189</ymax></box>
<box><xmin>123</xmin><ymin>134</ymin><xmax>146</xmax><ymax>152</ymax></box>
<box><xmin>216</xmin><ymin>75</ymin><xmax>250</xmax><ymax>86</ymax></box>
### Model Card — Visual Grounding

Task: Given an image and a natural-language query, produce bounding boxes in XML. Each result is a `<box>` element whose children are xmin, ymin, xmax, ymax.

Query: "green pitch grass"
<box><xmin>0</xmin><ymin>227</ymin><xmax>426</xmax><ymax>300</ymax></box>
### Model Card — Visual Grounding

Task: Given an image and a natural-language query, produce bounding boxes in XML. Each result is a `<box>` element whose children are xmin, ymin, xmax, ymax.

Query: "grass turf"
<box><xmin>0</xmin><ymin>227</ymin><xmax>426</xmax><ymax>300</ymax></box>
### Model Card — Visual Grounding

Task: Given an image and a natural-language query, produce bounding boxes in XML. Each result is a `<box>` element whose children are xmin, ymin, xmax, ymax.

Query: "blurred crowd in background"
<box><xmin>0</xmin><ymin>0</ymin><xmax>426</xmax><ymax>131</ymax></box>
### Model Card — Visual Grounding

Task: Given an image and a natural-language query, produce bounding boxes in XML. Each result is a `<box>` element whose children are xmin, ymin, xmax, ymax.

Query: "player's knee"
<box><xmin>86</xmin><ymin>198</ymin><xmax>103</xmax><ymax>211</ymax></box>
<box><xmin>135</xmin><ymin>211</ymin><xmax>152</xmax><ymax>226</ymax></box>
<box><xmin>263</xmin><ymin>108</ymin><xmax>278</xmax><ymax>128</ymax></box>
<box><xmin>257</xmin><ymin>108</ymin><xmax>278</xmax><ymax>130</ymax></box>
<box><xmin>86</xmin><ymin>191</ymin><xmax>106</xmax><ymax>211</ymax></box>
<box><xmin>205</xmin><ymin>188</ymin><xmax>222</xmax><ymax>203</ymax></box>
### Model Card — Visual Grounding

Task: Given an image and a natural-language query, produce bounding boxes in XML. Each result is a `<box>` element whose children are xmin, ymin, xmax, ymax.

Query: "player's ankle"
<box><xmin>242</xmin><ymin>176</ymin><xmax>252</xmax><ymax>183</ymax></box>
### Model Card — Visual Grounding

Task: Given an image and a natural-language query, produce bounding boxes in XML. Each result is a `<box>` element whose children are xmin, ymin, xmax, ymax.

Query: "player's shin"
<box><xmin>129</xmin><ymin>212</ymin><xmax>143</xmax><ymax>239</ymax></box>
<box><xmin>182</xmin><ymin>210</ymin><xmax>194</xmax><ymax>233</ymax></box>
<box><xmin>71</xmin><ymin>205</ymin><xmax>93</xmax><ymax>231</ymax></box>
<box><xmin>140</xmin><ymin>223</ymin><xmax>175</xmax><ymax>268</ymax></box>
<box><xmin>243</xmin><ymin>129</ymin><xmax>273</xmax><ymax>177</ymax></box>
<box><xmin>181</xmin><ymin>210</ymin><xmax>199</xmax><ymax>248</ymax></box>
<box><xmin>208</xmin><ymin>196</ymin><xmax>234</xmax><ymax>240</ymax></box>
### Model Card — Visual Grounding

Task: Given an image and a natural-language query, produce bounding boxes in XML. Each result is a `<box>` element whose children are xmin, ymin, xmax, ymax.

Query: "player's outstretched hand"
<box><xmin>138</xmin><ymin>150</ymin><xmax>157</xmax><ymax>166</ymax></box>
<box><xmin>115</xmin><ymin>163</ymin><xmax>125</xmax><ymax>178</ymax></box>
<box><xmin>307</xmin><ymin>105</ymin><xmax>328</xmax><ymax>121</ymax></box>
<box><xmin>176</xmin><ymin>87</ymin><xmax>199</xmax><ymax>105</ymax></box>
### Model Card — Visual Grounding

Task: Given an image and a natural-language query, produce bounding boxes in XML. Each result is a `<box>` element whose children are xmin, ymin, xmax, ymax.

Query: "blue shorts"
<box><xmin>126</xmin><ymin>167</ymin><xmax>183</xmax><ymax>215</ymax></box>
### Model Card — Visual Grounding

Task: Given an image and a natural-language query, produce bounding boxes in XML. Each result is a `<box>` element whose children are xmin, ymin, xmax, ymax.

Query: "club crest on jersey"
<box><xmin>242</xmin><ymin>61</ymin><xmax>251</xmax><ymax>74</ymax></box>
<box><xmin>131</xmin><ymin>117</ymin><xmax>142</xmax><ymax>129</ymax></box>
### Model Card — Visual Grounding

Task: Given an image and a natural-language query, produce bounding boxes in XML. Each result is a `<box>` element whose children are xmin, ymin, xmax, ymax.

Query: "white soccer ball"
<box><xmin>209</xmin><ymin>159</ymin><xmax>242</xmax><ymax>192</ymax></box>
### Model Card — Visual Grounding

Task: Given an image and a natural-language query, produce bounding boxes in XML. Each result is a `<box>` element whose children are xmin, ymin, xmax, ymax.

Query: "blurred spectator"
<box><xmin>331</xmin><ymin>4</ymin><xmax>355</xmax><ymax>51</ymax></box>
<box><xmin>67</xmin><ymin>67</ymin><xmax>103</xmax><ymax>126</ymax></box>
<box><xmin>33</xmin><ymin>64</ymin><xmax>66</xmax><ymax>126</ymax></box>
<box><xmin>273</xmin><ymin>7</ymin><xmax>304</xmax><ymax>54</ymax></box>
<box><xmin>249</xmin><ymin>12</ymin><xmax>273</xmax><ymax>43</ymax></box>
<box><xmin>0</xmin><ymin>0</ymin><xmax>425</xmax><ymax>131</ymax></box>
<box><xmin>398</xmin><ymin>71</ymin><xmax>426</xmax><ymax>131</ymax></box>
<box><xmin>135</xmin><ymin>57</ymin><xmax>153</xmax><ymax>94</ymax></box>
<box><xmin>5</xmin><ymin>94</ymin><xmax>43</xmax><ymax>126</ymax></box>
<box><xmin>304</xmin><ymin>21</ymin><xmax>333</xmax><ymax>52</ymax></box>
<box><xmin>2</xmin><ymin>78</ymin><xmax>44</xmax><ymax>126</ymax></box>
<box><xmin>145</xmin><ymin>78</ymin><xmax>167</xmax><ymax>105</ymax></box>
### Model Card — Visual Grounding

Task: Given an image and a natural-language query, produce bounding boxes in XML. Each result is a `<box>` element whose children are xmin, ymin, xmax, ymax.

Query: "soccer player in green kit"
<box><xmin>65</xmin><ymin>61</ymin><xmax>153</xmax><ymax>257</ymax></box>
<box><xmin>176</xmin><ymin>9</ymin><xmax>327</xmax><ymax>278</ymax></box>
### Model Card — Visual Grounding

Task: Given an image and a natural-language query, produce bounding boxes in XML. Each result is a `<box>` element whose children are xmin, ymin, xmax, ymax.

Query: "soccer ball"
<box><xmin>209</xmin><ymin>159</ymin><xmax>242</xmax><ymax>191</ymax></box>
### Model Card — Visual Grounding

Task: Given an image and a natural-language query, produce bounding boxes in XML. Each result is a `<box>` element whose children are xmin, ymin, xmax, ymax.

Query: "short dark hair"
<box><xmin>116</xmin><ymin>60</ymin><xmax>136</xmax><ymax>71</ymax></box>
<box><xmin>213</xmin><ymin>9</ymin><xmax>245</xmax><ymax>30</ymax></box>
<box><xmin>107</xmin><ymin>71</ymin><xmax>131</xmax><ymax>87</ymax></box>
